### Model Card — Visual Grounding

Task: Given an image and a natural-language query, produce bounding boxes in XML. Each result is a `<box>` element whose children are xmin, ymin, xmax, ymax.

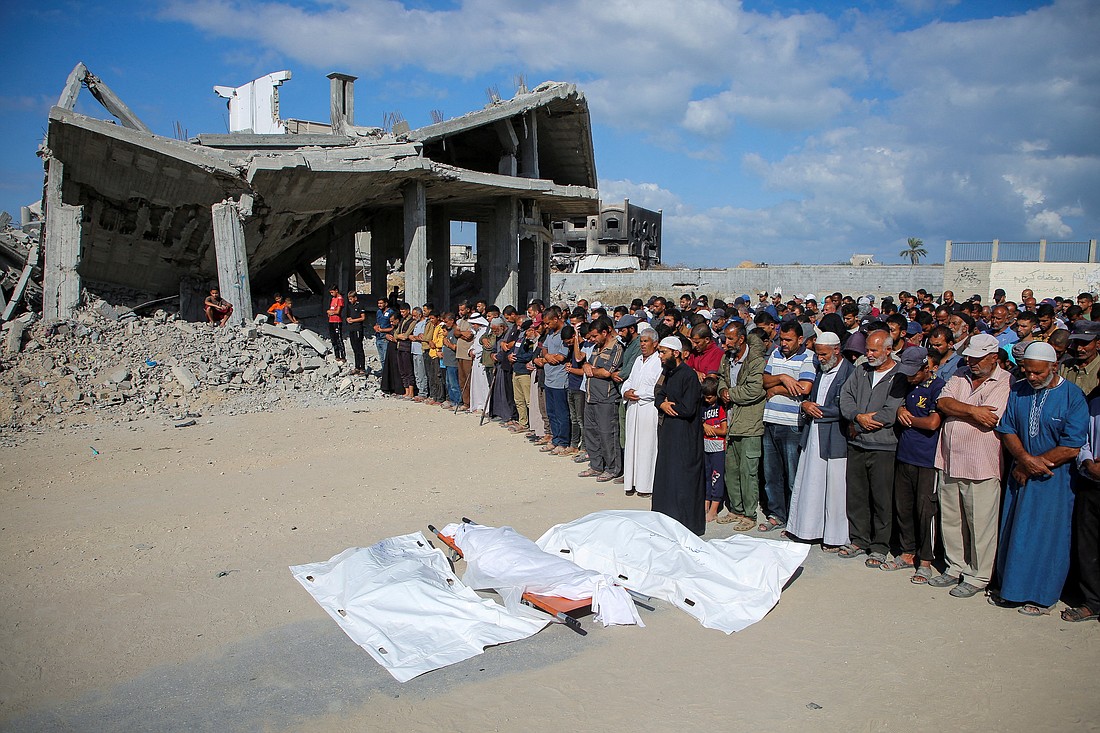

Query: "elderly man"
<box><xmin>1063</xmin><ymin>320</ymin><xmax>1100</xmax><ymax>396</ymax></box>
<box><xmin>621</xmin><ymin>327</ymin><xmax>663</xmax><ymax>497</ymax></box>
<box><xmin>652</xmin><ymin>336</ymin><xmax>706</xmax><ymax>535</ymax></box>
<box><xmin>758</xmin><ymin>320</ymin><xmax>817</xmax><ymax>532</ymax></box>
<box><xmin>715</xmin><ymin>321</ymin><xmax>767</xmax><ymax>530</ymax></box>
<box><xmin>988</xmin><ymin>304</ymin><xmax>1018</xmax><ymax>353</ymax></box>
<box><xmin>837</xmin><ymin>330</ymin><xmax>906</xmax><ymax>565</ymax></box>
<box><xmin>786</xmin><ymin>332</ymin><xmax>854</xmax><ymax>549</ymax></box>
<box><xmin>578</xmin><ymin>317</ymin><xmax>625</xmax><ymax>482</ymax></box>
<box><xmin>991</xmin><ymin>341</ymin><xmax>1088</xmax><ymax>615</ymax></box>
<box><xmin>930</xmin><ymin>333</ymin><xmax>1012</xmax><ymax>597</ymax></box>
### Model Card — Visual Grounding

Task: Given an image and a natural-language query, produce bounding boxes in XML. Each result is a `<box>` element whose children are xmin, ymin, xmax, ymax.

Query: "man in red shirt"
<box><xmin>686</xmin><ymin>322</ymin><xmax>723</xmax><ymax>380</ymax></box>
<box><xmin>327</xmin><ymin>285</ymin><xmax>346</xmax><ymax>362</ymax></box>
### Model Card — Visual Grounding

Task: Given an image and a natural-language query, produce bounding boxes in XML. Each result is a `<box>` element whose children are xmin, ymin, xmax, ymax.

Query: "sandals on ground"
<box><xmin>865</xmin><ymin>552</ymin><xmax>887</xmax><ymax>569</ymax></box>
<box><xmin>1060</xmin><ymin>605</ymin><xmax>1099</xmax><ymax>622</ymax></box>
<box><xmin>910</xmin><ymin>566</ymin><xmax>933</xmax><ymax>584</ymax></box>
<box><xmin>837</xmin><ymin>544</ymin><xmax>865</xmax><ymax>559</ymax></box>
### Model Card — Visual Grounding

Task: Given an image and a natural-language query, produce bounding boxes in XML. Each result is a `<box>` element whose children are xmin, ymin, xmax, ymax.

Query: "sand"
<box><xmin>1</xmin><ymin>398</ymin><xmax>1096</xmax><ymax>732</ymax></box>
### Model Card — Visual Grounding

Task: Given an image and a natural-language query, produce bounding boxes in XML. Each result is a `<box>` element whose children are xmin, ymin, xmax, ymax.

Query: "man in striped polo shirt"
<box><xmin>759</xmin><ymin>320</ymin><xmax>817</xmax><ymax>532</ymax></box>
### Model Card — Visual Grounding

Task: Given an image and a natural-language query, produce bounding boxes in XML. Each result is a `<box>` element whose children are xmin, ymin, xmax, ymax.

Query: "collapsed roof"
<box><xmin>43</xmin><ymin>64</ymin><xmax>599</xmax><ymax>299</ymax></box>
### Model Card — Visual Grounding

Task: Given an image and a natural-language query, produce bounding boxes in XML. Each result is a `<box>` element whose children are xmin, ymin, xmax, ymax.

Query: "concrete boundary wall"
<box><xmin>552</xmin><ymin>265</ymin><xmax>943</xmax><ymax>306</ymax></box>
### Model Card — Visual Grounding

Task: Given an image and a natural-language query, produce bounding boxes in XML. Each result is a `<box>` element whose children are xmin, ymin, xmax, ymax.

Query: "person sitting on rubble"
<box><xmin>266</xmin><ymin>293</ymin><xmax>298</xmax><ymax>325</ymax></box>
<box><xmin>204</xmin><ymin>287</ymin><xmax>233</xmax><ymax>326</ymax></box>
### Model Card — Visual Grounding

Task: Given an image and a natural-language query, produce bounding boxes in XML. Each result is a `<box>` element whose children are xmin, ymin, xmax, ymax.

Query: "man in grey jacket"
<box><xmin>838</xmin><ymin>329</ymin><xmax>907</xmax><ymax>566</ymax></box>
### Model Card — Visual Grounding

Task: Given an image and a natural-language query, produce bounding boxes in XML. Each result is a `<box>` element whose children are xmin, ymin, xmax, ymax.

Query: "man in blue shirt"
<box><xmin>374</xmin><ymin>297</ymin><xmax>396</xmax><ymax>368</ymax></box>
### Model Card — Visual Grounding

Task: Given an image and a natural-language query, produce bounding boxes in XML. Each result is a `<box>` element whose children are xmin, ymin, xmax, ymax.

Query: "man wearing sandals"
<box><xmin>990</xmin><ymin>341</ymin><xmax>1088</xmax><ymax>616</ymax></box>
<box><xmin>838</xmin><ymin>329</ymin><xmax>907</xmax><ymax>566</ymax></box>
<box><xmin>931</xmin><ymin>334</ymin><xmax>1011</xmax><ymax>597</ymax></box>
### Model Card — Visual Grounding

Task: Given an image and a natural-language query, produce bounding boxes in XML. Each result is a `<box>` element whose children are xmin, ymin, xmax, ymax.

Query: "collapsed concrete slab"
<box><xmin>40</xmin><ymin>65</ymin><xmax>600</xmax><ymax>320</ymax></box>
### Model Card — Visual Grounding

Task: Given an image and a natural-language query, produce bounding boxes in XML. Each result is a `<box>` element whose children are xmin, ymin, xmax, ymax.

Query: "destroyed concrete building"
<box><xmin>36</xmin><ymin>64</ymin><xmax>599</xmax><ymax>325</ymax></box>
<box><xmin>551</xmin><ymin>199</ymin><xmax>662</xmax><ymax>271</ymax></box>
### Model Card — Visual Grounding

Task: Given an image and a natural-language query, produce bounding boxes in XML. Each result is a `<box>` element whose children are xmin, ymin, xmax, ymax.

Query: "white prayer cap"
<box><xmin>816</xmin><ymin>331</ymin><xmax>841</xmax><ymax>346</ymax></box>
<box><xmin>658</xmin><ymin>336</ymin><xmax>682</xmax><ymax>350</ymax></box>
<box><xmin>591</xmin><ymin>301</ymin><xmax>603</xmax><ymax>310</ymax></box>
<box><xmin>1022</xmin><ymin>341</ymin><xmax>1058</xmax><ymax>363</ymax></box>
<box><xmin>806</xmin><ymin>293</ymin><xmax>816</xmax><ymax>301</ymax></box>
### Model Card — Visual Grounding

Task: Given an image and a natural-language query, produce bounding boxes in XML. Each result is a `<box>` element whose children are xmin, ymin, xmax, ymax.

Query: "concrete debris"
<box><xmin>0</xmin><ymin>298</ymin><xmax>380</xmax><ymax>437</ymax></box>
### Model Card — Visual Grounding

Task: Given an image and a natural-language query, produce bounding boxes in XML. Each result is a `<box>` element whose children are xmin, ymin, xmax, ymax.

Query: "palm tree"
<box><xmin>900</xmin><ymin>237</ymin><xmax>927</xmax><ymax>265</ymax></box>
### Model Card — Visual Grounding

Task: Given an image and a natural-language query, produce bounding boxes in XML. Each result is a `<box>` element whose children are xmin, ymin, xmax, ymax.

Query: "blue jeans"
<box><xmin>762</xmin><ymin>422</ymin><xmax>802</xmax><ymax>524</ymax></box>
<box><xmin>444</xmin><ymin>365</ymin><xmax>461</xmax><ymax>404</ymax></box>
<box><xmin>544</xmin><ymin>387</ymin><xmax>570</xmax><ymax>447</ymax></box>
<box><xmin>376</xmin><ymin>338</ymin><xmax>389</xmax><ymax>366</ymax></box>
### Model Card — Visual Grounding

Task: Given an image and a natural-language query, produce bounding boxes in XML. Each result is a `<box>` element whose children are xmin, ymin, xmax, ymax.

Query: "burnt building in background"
<box><xmin>551</xmin><ymin>199</ymin><xmax>662</xmax><ymax>271</ymax></box>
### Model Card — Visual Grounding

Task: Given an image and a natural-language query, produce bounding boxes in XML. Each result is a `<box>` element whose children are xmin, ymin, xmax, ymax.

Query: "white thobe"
<box><xmin>469</xmin><ymin>327</ymin><xmax>490</xmax><ymax>413</ymax></box>
<box><xmin>621</xmin><ymin>353</ymin><xmax>663</xmax><ymax>495</ymax></box>
<box><xmin>786</xmin><ymin>365</ymin><xmax>850</xmax><ymax>546</ymax></box>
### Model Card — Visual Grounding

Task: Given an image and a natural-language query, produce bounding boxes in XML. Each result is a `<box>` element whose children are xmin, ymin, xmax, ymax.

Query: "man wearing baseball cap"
<box><xmin>930</xmin><ymin>333</ymin><xmax>1011</xmax><ymax>597</ymax></box>
<box><xmin>1063</xmin><ymin>320</ymin><xmax>1100</xmax><ymax>397</ymax></box>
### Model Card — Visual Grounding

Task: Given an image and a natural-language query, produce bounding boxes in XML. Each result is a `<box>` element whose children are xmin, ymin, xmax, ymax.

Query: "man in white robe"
<box><xmin>787</xmin><ymin>332</ymin><xmax>854</xmax><ymax>548</ymax></box>
<box><xmin>468</xmin><ymin>316</ymin><xmax>490</xmax><ymax>415</ymax></box>
<box><xmin>621</xmin><ymin>328</ymin><xmax>663</xmax><ymax>497</ymax></box>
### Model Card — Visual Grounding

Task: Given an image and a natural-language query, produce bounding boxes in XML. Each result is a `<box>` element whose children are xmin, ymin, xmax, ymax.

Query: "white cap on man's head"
<box><xmin>1022</xmin><ymin>341</ymin><xmax>1058</xmax><ymax>363</ymax></box>
<box><xmin>658</xmin><ymin>336</ymin><xmax>683</xmax><ymax>350</ymax></box>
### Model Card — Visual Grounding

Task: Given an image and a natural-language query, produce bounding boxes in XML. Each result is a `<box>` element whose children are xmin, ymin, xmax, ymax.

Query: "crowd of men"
<box><xmin>315</xmin><ymin>283</ymin><xmax>1099</xmax><ymax>623</ymax></box>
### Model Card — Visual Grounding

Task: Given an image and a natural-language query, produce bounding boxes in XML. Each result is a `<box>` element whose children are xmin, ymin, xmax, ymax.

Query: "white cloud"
<box><xmin>158</xmin><ymin>0</ymin><xmax>1099</xmax><ymax>265</ymax></box>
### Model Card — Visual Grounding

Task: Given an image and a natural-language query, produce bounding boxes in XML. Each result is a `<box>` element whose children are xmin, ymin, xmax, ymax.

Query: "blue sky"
<box><xmin>1</xmin><ymin>0</ymin><xmax>1096</xmax><ymax>266</ymax></box>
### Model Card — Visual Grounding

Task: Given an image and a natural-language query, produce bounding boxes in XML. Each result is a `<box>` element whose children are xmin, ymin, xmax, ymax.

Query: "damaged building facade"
<box><xmin>551</xmin><ymin>199</ymin><xmax>662</xmax><ymax>271</ymax></box>
<box><xmin>38</xmin><ymin>64</ymin><xmax>599</xmax><ymax>324</ymax></box>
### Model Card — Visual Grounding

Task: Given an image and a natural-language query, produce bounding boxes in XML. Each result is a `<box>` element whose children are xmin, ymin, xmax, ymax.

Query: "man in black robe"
<box><xmin>653</xmin><ymin>336</ymin><xmax>706</xmax><ymax>535</ymax></box>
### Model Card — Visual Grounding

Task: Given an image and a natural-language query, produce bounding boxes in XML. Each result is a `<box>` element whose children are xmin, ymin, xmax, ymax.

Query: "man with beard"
<box><xmin>987</xmin><ymin>304</ymin><xmax>1018</xmax><ymax>353</ymax></box>
<box><xmin>578</xmin><ymin>317</ymin><xmax>625</xmax><ymax>482</ymax></box>
<box><xmin>930</xmin><ymin>334</ymin><xmax>1012</xmax><ymax>597</ymax></box>
<box><xmin>615</xmin><ymin>315</ymin><xmax>642</xmax><ymax>454</ymax></box>
<box><xmin>838</xmin><ymin>330</ymin><xmax>906</xmax><ymax>565</ymax></box>
<box><xmin>927</xmin><ymin>325</ymin><xmax>961</xmax><ymax>381</ymax></box>
<box><xmin>715</xmin><ymin>321</ymin><xmax>767</xmax><ymax>530</ymax></box>
<box><xmin>1063</xmin><ymin>320</ymin><xmax>1100</xmax><ymax>396</ymax></box>
<box><xmin>991</xmin><ymin>341</ymin><xmax>1088</xmax><ymax>616</ymax></box>
<box><xmin>621</xmin><ymin>328</ymin><xmax>663</xmax><ymax>497</ymax></box>
<box><xmin>652</xmin><ymin>336</ymin><xmax>705</xmax><ymax>535</ymax></box>
<box><xmin>786</xmin><ymin>331</ymin><xmax>854</xmax><ymax>549</ymax></box>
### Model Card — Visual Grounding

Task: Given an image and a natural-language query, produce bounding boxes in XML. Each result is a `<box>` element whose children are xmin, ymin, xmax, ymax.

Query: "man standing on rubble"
<box><xmin>326</xmin><ymin>285</ymin><xmax>347</xmax><ymax>363</ymax></box>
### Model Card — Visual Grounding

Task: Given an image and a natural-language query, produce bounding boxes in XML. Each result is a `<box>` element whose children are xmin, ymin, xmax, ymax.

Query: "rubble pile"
<box><xmin>0</xmin><ymin>300</ymin><xmax>380</xmax><ymax>435</ymax></box>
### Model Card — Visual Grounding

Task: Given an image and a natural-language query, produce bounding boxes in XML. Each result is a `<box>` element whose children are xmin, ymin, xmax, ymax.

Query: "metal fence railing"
<box><xmin>950</xmin><ymin>242</ymin><xmax>993</xmax><ymax>261</ymax></box>
<box><xmin>947</xmin><ymin>239</ymin><xmax>1096</xmax><ymax>263</ymax></box>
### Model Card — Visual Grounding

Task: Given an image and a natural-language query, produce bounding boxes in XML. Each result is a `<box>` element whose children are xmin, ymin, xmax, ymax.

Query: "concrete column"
<box><xmin>295</xmin><ymin>264</ymin><xmax>326</xmax><ymax>295</ymax></box>
<box><xmin>42</xmin><ymin>158</ymin><xmax>84</xmax><ymax>321</ymax></box>
<box><xmin>211</xmin><ymin>199</ymin><xmax>253</xmax><ymax>326</ymax></box>
<box><xmin>327</xmin><ymin>72</ymin><xmax>357</xmax><ymax>135</ymax></box>
<box><xmin>1038</xmin><ymin>239</ymin><xmax>1047</xmax><ymax>262</ymax></box>
<box><xmin>478</xmin><ymin>197</ymin><xmax>519</xmax><ymax>307</ymax></box>
<box><xmin>991</xmin><ymin>239</ymin><xmax>1000</xmax><ymax>262</ymax></box>
<box><xmin>370</xmin><ymin>210</ymin><xmax>402</xmax><ymax>300</ymax></box>
<box><xmin>428</xmin><ymin>208</ymin><xmax>450</xmax><ymax>309</ymax></box>
<box><xmin>1089</xmin><ymin>239</ymin><xmax>1097</xmax><ymax>263</ymax></box>
<box><xmin>944</xmin><ymin>240</ymin><xmax>953</xmax><ymax>263</ymax></box>
<box><xmin>325</xmin><ymin>227</ymin><xmax>355</xmax><ymax>294</ymax></box>
<box><xmin>403</xmin><ymin>180</ymin><xmax>428</xmax><ymax>306</ymax></box>
<box><xmin>518</xmin><ymin>110</ymin><xmax>539</xmax><ymax>178</ymax></box>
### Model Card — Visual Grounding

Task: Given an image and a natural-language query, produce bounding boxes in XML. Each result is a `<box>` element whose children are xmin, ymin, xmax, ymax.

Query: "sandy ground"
<box><xmin>1</xmin><ymin>397</ymin><xmax>1097</xmax><ymax>733</ymax></box>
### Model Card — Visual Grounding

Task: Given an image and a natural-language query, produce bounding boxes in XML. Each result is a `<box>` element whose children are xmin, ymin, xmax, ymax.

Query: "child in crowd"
<box><xmin>701</xmin><ymin>376</ymin><xmax>728</xmax><ymax>523</ymax></box>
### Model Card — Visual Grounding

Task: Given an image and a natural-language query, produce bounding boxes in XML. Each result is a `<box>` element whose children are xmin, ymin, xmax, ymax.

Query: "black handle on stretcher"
<box><xmin>548</xmin><ymin>609</ymin><xmax>587</xmax><ymax>636</ymax></box>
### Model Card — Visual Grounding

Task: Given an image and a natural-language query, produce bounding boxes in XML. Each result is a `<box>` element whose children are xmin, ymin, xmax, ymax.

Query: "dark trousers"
<box><xmin>584</xmin><ymin>401</ymin><xmax>621</xmax><ymax>476</ymax></box>
<box><xmin>567</xmin><ymin>389</ymin><xmax>586</xmax><ymax>449</ymax></box>
<box><xmin>545</xmin><ymin>386</ymin><xmax>570</xmax><ymax>447</ymax></box>
<box><xmin>1074</xmin><ymin>482</ymin><xmax>1100</xmax><ymax>611</ymax></box>
<box><xmin>762</xmin><ymin>422</ymin><xmax>802</xmax><ymax>523</ymax></box>
<box><xmin>397</xmin><ymin>349</ymin><xmax>414</xmax><ymax>389</ymax></box>
<box><xmin>329</xmin><ymin>322</ymin><xmax>346</xmax><ymax>360</ymax></box>
<box><xmin>894</xmin><ymin>460</ymin><xmax>938</xmax><ymax>562</ymax></box>
<box><xmin>427</xmin><ymin>355</ymin><xmax>445</xmax><ymax>401</ymax></box>
<box><xmin>846</xmin><ymin>446</ymin><xmax>896</xmax><ymax>555</ymax></box>
<box><xmin>705</xmin><ymin>450</ymin><xmax>726</xmax><ymax>502</ymax></box>
<box><xmin>349</xmin><ymin>330</ymin><xmax>365</xmax><ymax>371</ymax></box>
